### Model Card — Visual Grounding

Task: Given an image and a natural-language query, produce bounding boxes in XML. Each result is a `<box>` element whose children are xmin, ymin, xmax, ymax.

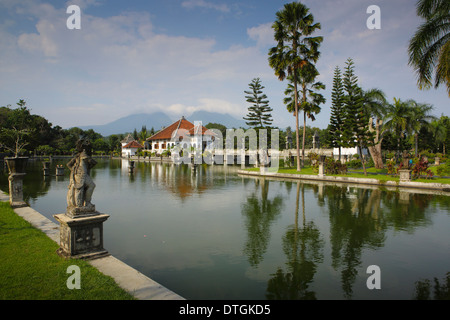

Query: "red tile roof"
<box><xmin>147</xmin><ymin>117</ymin><xmax>213</xmax><ymax>141</ymax></box>
<box><xmin>123</xmin><ymin>141</ymin><xmax>144</xmax><ymax>149</ymax></box>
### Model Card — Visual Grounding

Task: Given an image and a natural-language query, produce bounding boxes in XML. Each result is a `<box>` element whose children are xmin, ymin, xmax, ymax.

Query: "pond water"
<box><xmin>1</xmin><ymin>158</ymin><xmax>450</xmax><ymax>300</ymax></box>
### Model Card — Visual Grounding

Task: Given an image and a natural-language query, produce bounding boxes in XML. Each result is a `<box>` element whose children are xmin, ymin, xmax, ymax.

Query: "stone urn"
<box><xmin>5</xmin><ymin>157</ymin><xmax>28</xmax><ymax>174</ymax></box>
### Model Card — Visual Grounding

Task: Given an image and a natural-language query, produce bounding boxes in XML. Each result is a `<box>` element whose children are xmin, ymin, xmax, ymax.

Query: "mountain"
<box><xmin>77</xmin><ymin>112</ymin><xmax>173</xmax><ymax>136</ymax></box>
<box><xmin>188</xmin><ymin>111</ymin><xmax>246</xmax><ymax>129</ymax></box>
<box><xmin>76</xmin><ymin>110</ymin><xmax>246</xmax><ymax>136</ymax></box>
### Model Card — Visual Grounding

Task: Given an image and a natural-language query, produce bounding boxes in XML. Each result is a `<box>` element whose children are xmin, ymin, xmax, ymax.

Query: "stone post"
<box><xmin>318</xmin><ymin>155</ymin><xmax>326</xmax><ymax>177</ymax></box>
<box><xmin>5</xmin><ymin>157</ymin><xmax>28</xmax><ymax>208</ymax></box>
<box><xmin>43</xmin><ymin>162</ymin><xmax>51</xmax><ymax>176</ymax></box>
<box><xmin>435</xmin><ymin>157</ymin><xmax>440</xmax><ymax>166</ymax></box>
<box><xmin>56</xmin><ymin>165</ymin><xmax>65</xmax><ymax>176</ymax></box>
<box><xmin>399</xmin><ymin>169</ymin><xmax>411</xmax><ymax>182</ymax></box>
<box><xmin>8</xmin><ymin>173</ymin><xmax>27</xmax><ymax>208</ymax></box>
<box><xmin>54</xmin><ymin>139</ymin><xmax>109</xmax><ymax>260</ymax></box>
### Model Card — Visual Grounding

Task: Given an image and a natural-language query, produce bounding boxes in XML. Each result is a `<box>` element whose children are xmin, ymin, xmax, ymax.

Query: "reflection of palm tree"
<box><xmin>241</xmin><ymin>178</ymin><xmax>283</xmax><ymax>267</ymax></box>
<box><xmin>327</xmin><ymin>187</ymin><xmax>386</xmax><ymax>299</ymax></box>
<box><xmin>413</xmin><ymin>272</ymin><xmax>450</xmax><ymax>300</ymax></box>
<box><xmin>266</xmin><ymin>182</ymin><xmax>323</xmax><ymax>299</ymax></box>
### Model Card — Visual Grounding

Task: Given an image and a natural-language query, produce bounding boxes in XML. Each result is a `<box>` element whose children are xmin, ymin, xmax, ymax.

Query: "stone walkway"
<box><xmin>0</xmin><ymin>190</ymin><xmax>184</xmax><ymax>300</ymax></box>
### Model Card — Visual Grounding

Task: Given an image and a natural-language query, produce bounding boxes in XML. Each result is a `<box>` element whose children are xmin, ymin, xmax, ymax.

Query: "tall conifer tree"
<box><xmin>329</xmin><ymin>66</ymin><xmax>345</xmax><ymax>161</ymax></box>
<box><xmin>341</xmin><ymin>58</ymin><xmax>374</xmax><ymax>176</ymax></box>
<box><xmin>243</xmin><ymin>78</ymin><xmax>273</xmax><ymax>128</ymax></box>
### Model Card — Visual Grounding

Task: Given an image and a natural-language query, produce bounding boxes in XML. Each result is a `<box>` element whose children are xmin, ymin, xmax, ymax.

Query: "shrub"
<box><xmin>436</xmin><ymin>161</ymin><xmax>450</xmax><ymax>177</ymax></box>
<box><xmin>308</xmin><ymin>152</ymin><xmax>319</xmax><ymax>172</ymax></box>
<box><xmin>346</xmin><ymin>159</ymin><xmax>362</xmax><ymax>169</ymax></box>
<box><xmin>325</xmin><ymin>158</ymin><xmax>347</xmax><ymax>175</ymax></box>
<box><xmin>412</xmin><ymin>157</ymin><xmax>433</xmax><ymax>179</ymax></box>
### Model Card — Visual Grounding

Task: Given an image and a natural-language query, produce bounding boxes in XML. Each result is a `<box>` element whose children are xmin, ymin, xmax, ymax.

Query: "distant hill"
<box><xmin>75</xmin><ymin>111</ymin><xmax>246</xmax><ymax>136</ymax></box>
<box><xmin>77</xmin><ymin>112</ymin><xmax>173</xmax><ymax>136</ymax></box>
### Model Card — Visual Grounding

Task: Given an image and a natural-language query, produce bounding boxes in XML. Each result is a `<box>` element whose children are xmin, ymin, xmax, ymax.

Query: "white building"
<box><xmin>122</xmin><ymin>140</ymin><xmax>144</xmax><ymax>157</ymax></box>
<box><xmin>146</xmin><ymin>117</ymin><xmax>215</xmax><ymax>155</ymax></box>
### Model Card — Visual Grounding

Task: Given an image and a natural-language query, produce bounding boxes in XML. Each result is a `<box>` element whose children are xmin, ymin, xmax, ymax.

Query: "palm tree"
<box><xmin>408</xmin><ymin>0</ymin><xmax>450</xmax><ymax>96</ymax></box>
<box><xmin>362</xmin><ymin>88</ymin><xmax>387</xmax><ymax>168</ymax></box>
<box><xmin>269</xmin><ymin>1</ymin><xmax>323</xmax><ymax>171</ymax></box>
<box><xmin>284</xmin><ymin>65</ymin><xmax>325</xmax><ymax>165</ymax></box>
<box><xmin>383</xmin><ymin>98</ymin><xmax>414</xmax><ymax>159</ymax></box>
<box><xmin>409</xmin><ymin>101</ymin><xmax>435</xmax><ymax>157</ymax></box>
<box><xmin>430</xmin><ymin>117</ymin><xmax>448</xmax><ymax>155</ymax></box>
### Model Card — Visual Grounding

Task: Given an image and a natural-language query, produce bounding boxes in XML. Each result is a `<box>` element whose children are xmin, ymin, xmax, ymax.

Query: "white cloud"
<box><xmin>181</xmin><ymin>0</ymin><xmax>230</xmax><ymax>13</ymax></box>
<box><xmin>247</xmin><ymin>22</ymin><xmax>274</xmax><ymax>48</ymax></box>
<box><xmin>0</xmin><ymin>1</ymin><xmax>275</xmax><ymax>127</ymax></box>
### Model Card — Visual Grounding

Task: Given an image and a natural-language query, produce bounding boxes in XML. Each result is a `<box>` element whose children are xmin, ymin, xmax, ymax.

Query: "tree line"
<box><xmin>0</xmin><ymin>100</ymin><xmax>153</xmax><ymax>156</ymax></box>
<box><xmin>241</xmin><ymin>0</ymin><xmax>449</xmax><ymax>175</ymax></box>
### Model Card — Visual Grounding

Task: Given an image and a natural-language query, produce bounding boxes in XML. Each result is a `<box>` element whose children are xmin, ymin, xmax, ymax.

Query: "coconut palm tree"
<box><xmin>383</xmin><ymin>98</ymin><xmax>414</xmax><ymax>159</ymax></box>
<box><xmin>408</xmin><ymin>0</ymin><xmax>450</xmax><ymax>96</ymax></box>
<box><xmin>409</xmin><ymin>101</ymin><xmax>435</xmax><ymax>157</ymax></box>
<box><xmin>283</xmin><ymin>65</ymin><xmax>325</xmax><ymax>165</ymax></box>
<box><xmin>430</xmin><ymin>116</ymin><xmax>448</xmax><ymax>155</ymax></box>
<box><xmin>362</xmin><ymin>88</ymin><xmax>387</xmax><ymax>169</ymax></box>
<box><xmin>269</xmin><ymin>1</ymin><xmax>323</xmax><ymax>171</ymax></box>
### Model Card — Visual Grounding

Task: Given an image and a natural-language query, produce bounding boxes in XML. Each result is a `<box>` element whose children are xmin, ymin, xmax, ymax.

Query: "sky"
<box><xmin>0</xmin><ymin>0</ymin><xmax>448</xmax><ymax>131</ymax></box>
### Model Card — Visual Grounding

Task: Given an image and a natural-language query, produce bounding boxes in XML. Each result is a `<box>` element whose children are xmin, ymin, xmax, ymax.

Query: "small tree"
<box><xmin>243</xmin><ymin>78</ymin><xmax>273</xmax><ymax>128</ymax></box>
<box><xmin>0</xmin><ymin>127</ymin><xmax>31</xmax><ymax>157</ymax></box>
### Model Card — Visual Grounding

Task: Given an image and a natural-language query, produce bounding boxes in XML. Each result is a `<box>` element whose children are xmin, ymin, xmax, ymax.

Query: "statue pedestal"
<box><xmin>54</xmin><ymin>212</ymin><xmax>110</xmax><ymax>260</ymax></box>
<box><xmin>318</xmin><ymin>155</ymin><xmax>326</xmax><ymax>178</ymax></box>
<box><xmin>8</xmin><ymin>173</ymin><xmax>27</xmax><ymax>208</ymax></box>
<box><xmin>399</xmin><ymin>169</ymin><xmax>411</xmax><ymax>182</ymax></box>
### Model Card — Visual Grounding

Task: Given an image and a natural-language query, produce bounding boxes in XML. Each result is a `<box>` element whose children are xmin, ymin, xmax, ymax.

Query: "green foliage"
<box><xmin>308</xmin><ymin>152</ymin><xmax>319</xmax><ymax>172</ymax></box>
<box><xmin>325</xmin><ymin>158</ymin><xmax>347</xmax><ymax>175</ymax></box>
<box><xmin>0</xmin><ymin>100</ymin><xmax>112</xmax><ymax>155</ymax></box>
<box><xmin>328</xmin><ymin>66</ymin><xmax>345</xmax><ymax>149</ymax></box>
<box><xmin>243</xmin><ymin>78</ymin><xmax>273</xmax><ymax>128</ymax></box>
<box><xmin>436</xmin><ymin>161</ymin><xmax>450</xmax><ymax>177</ymax></box>
<box><xmin>386</xmin><ymin>159</ymin><xmax>396</xmax><ymax>175</ymax></box>
<box><xmin>412</xmin><ymin>157</ymin><xmax>433</xmax><ymax>179</ymax></box>
<box><xmin>346</xmin><ymin>159</ymin><xmax>362</xmax><ymax>169</ymax></box>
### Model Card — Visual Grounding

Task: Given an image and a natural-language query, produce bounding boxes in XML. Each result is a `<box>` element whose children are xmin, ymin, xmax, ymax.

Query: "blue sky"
<box><xmin>0</xmin><ymin>0</ymin><xmax>448</xmax><ymax>131</ymax></box>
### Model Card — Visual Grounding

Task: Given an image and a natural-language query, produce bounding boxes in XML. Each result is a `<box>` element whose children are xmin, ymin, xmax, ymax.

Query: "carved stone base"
<box><xmin>8</xmin><ymin>173</ymin><xmax>27</xmax><ymax>208</ymax></box>
<box><xmin>53</xmin><ymin>213</ymin><xmax>110</xmax><ymax>260</ymax></box>
<box><xmin>65</xmin><ymin>205</ymin><xmax>97</xmax><ymax>219</ymax></box>
<box><xmin>399</xmin><ymin>169</ymin><xmax>411</xmax><ymax>182</ymax></box>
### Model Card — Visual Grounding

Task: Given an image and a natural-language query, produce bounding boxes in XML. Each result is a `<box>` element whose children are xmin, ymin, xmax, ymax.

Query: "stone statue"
<box><xmin>66</xmin><ymin>139</ymin><xmax>97</xmax><ymax>216</ymax></box>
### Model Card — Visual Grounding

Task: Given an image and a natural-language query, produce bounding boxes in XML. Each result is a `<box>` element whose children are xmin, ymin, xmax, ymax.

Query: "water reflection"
<box><xmin>1</xmin><ymin>159</ymin><xmax>449</xmax><ymax>300</ymax></box>
<box><xmin>413</xmin><ymin>272</ymin><xmax>450</xmax><ymax>300</ymax></box>
<box><xmin>241</xmin><ymin>178</ymin><xmax>283</xmax><ymax>267</ymax></box>
<box><xmin>266</xmin><ymin>182</ymin><xmax>324</xmax><ymax>300</ymax></box>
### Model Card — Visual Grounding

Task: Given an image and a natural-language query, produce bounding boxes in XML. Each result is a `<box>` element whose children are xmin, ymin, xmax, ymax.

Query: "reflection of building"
<box><xmin>146</xmin><ymin>116</ymin><xmax>215</xmax><ymax>155</ymax></box>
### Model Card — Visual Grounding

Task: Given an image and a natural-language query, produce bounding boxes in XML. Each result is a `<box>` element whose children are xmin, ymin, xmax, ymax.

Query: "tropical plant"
<box><xmin>0</xmin><ymin>127</ymin><xmax>31</xmax><ymax>157</ymax></box>
<box><xmin>362</xmin><ymin>88</ymin><xmax>387</xmax><ymax>169</ymax></box>
<box><xmin>328</xmin><ymin>66</ymin><xmax>346</xmax><ymax>161</ymax></box>
<box><xmin>284</xmin><ymin>65</ymin><xmax>325</xmax><ymax>165</ymax></box>
<box><xmin>409</xmin><ymin>101</ymin><xmax>435</xmax><ymax>157</ymax></box>
<box><xmin>383</xmin><ymin>98</ymin><xmax>414</xmax><ymax>158</ymax></box>
<box><xmin>430</xmin><ymin>115</ymin><xmax>449</xmax><ymax>155</ymax></box>
<box><xmin>243</xmin><ymin>78</ymin><xmax>274</xmax><ymax>128</ymax></box>
<box><xmin>341</xmin><ymin>58</ymin><xmax>374</xmax><ymax>176</ymax></box>
<box><xmin>408</xmin><ymin>0</ymin><xmax>450</xmax><ymax>96</ymax></box>
<box><xmin>268</xmin><ymin>1</ymin><xmax>323</xmax><ymax>171</ymax></box>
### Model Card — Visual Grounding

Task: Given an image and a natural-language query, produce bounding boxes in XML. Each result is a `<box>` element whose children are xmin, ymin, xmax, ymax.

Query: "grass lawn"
<box><xmin>244</xmin><ymin>165</ymin><xmax>450</xmax><ymax>185</ymax></box>
<box><xmin>0</xmin><ymin>202</ymin><xmax>135</xmax><ymax>300</ymax></box>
